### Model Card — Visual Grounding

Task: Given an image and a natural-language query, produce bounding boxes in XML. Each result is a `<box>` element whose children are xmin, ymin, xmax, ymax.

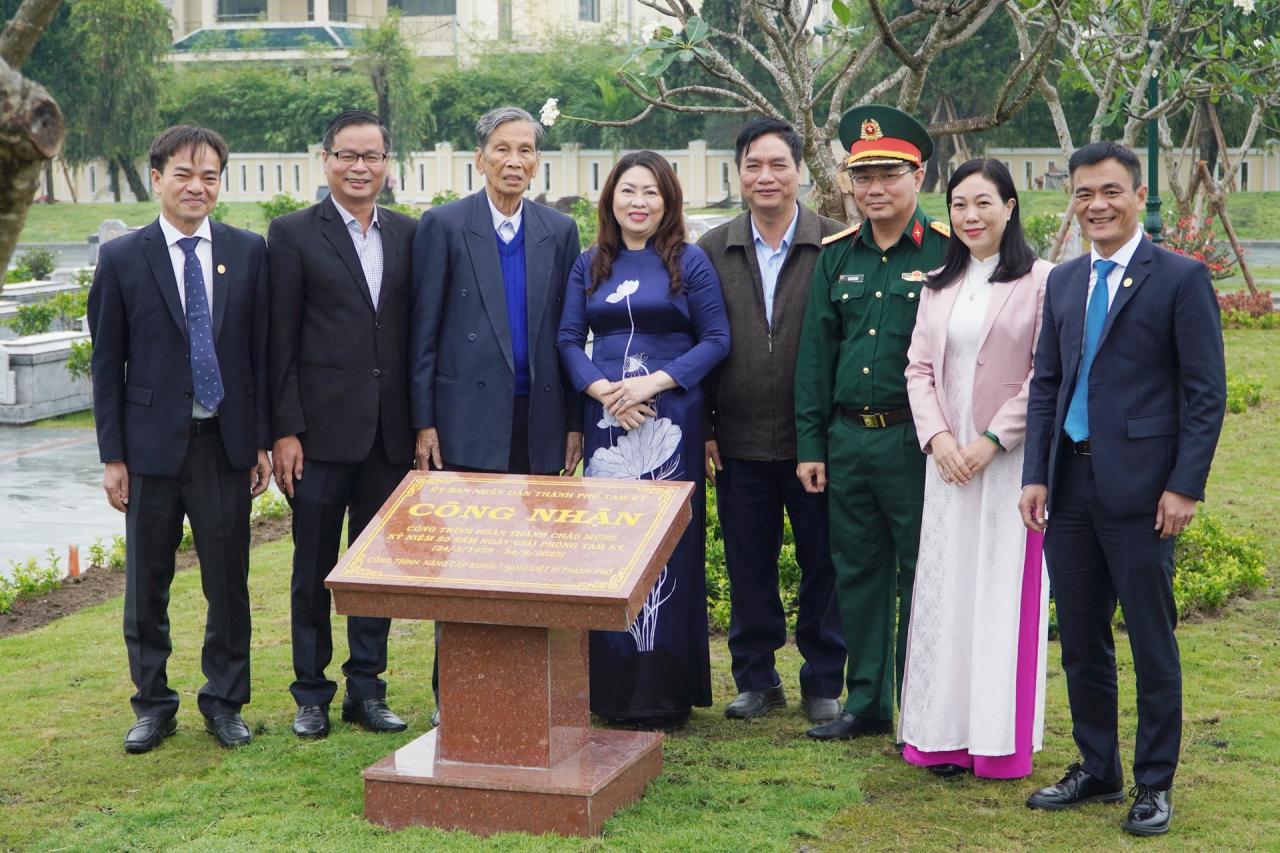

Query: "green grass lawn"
<box><xmin>2</xmin><ymin>330</ymin><xmax>1276</xmax><ymax>851</ymax></box>
<box><xmin>21</xmin><ymin>192</ymin><xmax>1280</xmax><ymax>244</ymax></box>
<box><xmin>19</xmin><ymin>202</ymin><xmax>270</xmax><ymax>242</ymax></box>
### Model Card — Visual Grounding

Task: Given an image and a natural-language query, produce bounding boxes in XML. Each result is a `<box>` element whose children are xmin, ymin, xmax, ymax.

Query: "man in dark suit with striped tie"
<box><xmin>88</xmin><ymin>126</ymin><xmax>272</xmax><ymax>753</ymax></box>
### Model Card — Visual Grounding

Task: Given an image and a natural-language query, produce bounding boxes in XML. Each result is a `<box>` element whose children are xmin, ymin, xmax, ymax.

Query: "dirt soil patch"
<box><xmin>0</xmin><ymin>516</ymin><xmax>291</xmax><ymax>640</ymax></box>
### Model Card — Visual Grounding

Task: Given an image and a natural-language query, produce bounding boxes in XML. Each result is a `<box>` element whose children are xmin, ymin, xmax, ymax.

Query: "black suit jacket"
<box><xmin>409</xmin><ymin>190</ymin><xmax>581</xmax><ymax>473</ymax></box>
<box><xmin>268</xmin><ymin>197</ymin><xmax>416</xmax><ymax>465</ymax></box>
<box><xmin>88</xmin><ymin>218</ymin><xmax>270</xmax><ymax>477</ymax></box>
<box><xmin>1023</xmin><ymin>237</ymin><xmax>1227</xmax><ymax>517</ymax></box>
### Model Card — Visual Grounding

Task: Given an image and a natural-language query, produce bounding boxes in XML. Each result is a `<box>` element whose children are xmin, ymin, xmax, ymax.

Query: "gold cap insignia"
<box><xmin>860</xmin><ymin>118</ymin><xmax>884</xmax><ymax>142</ymax></box>
<box><xmin>901</xmin><ymin>270</ymin><xmax>927</xmax><ymax>282</ymax></box>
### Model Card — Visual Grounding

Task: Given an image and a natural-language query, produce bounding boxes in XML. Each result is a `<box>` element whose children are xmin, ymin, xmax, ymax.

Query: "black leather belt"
<box><xmin>190</xmin><ymin>417</ymin><xmax>220</xmax><ymax>436</ymax></box>
<box><xmin>1063</xmin><ymin>436</ymin><xmax>1090</xmax><ymax>455</ymax></box>
<box><xmin>837</xmin><ymin>406</ymin><xmax>911</xmax><ymax>429</ymax></box>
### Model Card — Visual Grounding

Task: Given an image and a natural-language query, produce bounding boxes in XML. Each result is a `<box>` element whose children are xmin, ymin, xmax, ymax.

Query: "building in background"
<box><xmin>165</xmin><ymin>0</ymin><xmax>684</xmax><ymax>62</ymax></box>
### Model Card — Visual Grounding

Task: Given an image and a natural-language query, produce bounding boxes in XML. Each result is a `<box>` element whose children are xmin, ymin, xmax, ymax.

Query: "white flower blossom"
<box><xmin>641</xmin><ymin>22</ymin><xmax>662</xmax><ymax>42</ymax></box>
<box><xmin>539</xmin><ymin>98</ymin><xmax>560</xmax><ymax>127</ymax></box>
<box><xmin>1254</xmin><ymin>38</ymin><xmax>1265</xmax><ymax>47</ymax></box>
<box><xmin>1233</xmin><ymin>0</ymin><xmax>1255</xmax><ymax>14</ymax></box>
<box><xmin>605</xmin><ymin>279</ymin><xmax>641</xmax><ymax>304</ymax></box>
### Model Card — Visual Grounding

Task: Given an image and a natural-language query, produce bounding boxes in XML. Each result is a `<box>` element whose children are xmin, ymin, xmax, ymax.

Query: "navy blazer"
<box><xmin>268</xmin><ymin>197</ymin><xmax>416</xmax><ymax>465</ymax></box>
<box><xmin>88</xmin><ymin>218</ymin><xmax>270</xmax><ymax>477</ymax></box>
<box><xmin>409</xmin><ymin>190</ymin><xmax>582</xmax><ymax>473</ymax></box>
<box><xmin>1022</xmin><ymin>236</ymin><xmax>1226</xmax><ymax>517</ymax></box>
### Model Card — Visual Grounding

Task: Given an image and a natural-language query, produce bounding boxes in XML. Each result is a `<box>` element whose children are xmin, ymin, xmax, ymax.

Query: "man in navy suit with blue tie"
<box><xmin>89</xmin><ymin>126</ymin><xmax>271</xmax><ymax>753</ymax></box>
<box><xmin>1018</xmin><ymin>142</ymin><xmax>1226</xmax><ymax>836</ymax></box>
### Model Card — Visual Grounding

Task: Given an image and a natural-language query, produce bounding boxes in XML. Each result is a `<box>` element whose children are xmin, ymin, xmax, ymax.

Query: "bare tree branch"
<box><xmin>0</xmin><ymin>0</ymin><xmax>63</xmax><ymax>69</ymax></box>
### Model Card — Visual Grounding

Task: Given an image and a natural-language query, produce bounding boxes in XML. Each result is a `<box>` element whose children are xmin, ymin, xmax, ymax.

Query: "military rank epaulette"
<box><xmin>822</xmin><ymin>222</ymin><xmax>861</xmax><ymax>246</ymax></box>
<box><xmin>930</xmin><ymin>220</ymin><xmax>951</xmax><ymax>238</ymax></box>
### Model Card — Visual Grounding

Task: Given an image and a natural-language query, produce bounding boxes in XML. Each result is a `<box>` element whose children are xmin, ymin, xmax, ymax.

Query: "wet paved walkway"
<box><xmin>0</xmin><ymin>427</ymin><xmax>124</xmax><ymax>579</ymax></box>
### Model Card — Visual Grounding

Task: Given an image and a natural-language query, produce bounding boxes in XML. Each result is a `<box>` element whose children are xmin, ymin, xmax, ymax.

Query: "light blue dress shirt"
<box><xmin>751</xmin><ymin>204</ymin><xmax>799</xmax><ymax>328</ymax></box>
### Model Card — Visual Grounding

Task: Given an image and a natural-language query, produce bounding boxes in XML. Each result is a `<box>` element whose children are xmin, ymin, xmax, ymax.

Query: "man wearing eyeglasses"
<box><xmin>269</xmin><ymin>109</ymin><xmax>417</xmax><ymax>740</ymax></box>
<box><xmin>795</xmin><ymin>105</ymin><xmax>949</xmax><ymax>741</ymax></box>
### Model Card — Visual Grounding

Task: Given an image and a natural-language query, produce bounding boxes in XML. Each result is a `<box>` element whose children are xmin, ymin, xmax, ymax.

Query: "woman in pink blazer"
<box><xmin>898</xmin><ymin>159</ymin><xmax>1053</xmax><ymax>780</ymax></box>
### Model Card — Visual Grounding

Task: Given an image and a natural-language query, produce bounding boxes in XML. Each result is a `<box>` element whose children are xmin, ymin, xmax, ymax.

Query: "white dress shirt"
<box><xmin>1089</xmin><ymin>227</ymin><xmax>1144</xmax><ymax>312</ymax></box>
<box><xmin>158</xmin><ymin>214</ymin><xmax>216</xmax><ymax>418</ymax></box>
<box><xmin>486</xmin><ymin>192</ymin><xmax>523</xmax><ymax>243</ymax></box>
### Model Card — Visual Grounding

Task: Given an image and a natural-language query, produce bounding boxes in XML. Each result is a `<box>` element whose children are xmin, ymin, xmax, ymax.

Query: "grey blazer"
<box><xmin>409</xmin><ymin>190</ymin><xmax>582</xmax><ymax>473</ymax></box>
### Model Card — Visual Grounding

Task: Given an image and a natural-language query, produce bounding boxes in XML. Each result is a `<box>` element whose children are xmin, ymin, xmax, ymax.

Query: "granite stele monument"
<box><xmin>326</xmin><ymin>471</ymin><xmax>694</xmax><ymax>836</ymax></box>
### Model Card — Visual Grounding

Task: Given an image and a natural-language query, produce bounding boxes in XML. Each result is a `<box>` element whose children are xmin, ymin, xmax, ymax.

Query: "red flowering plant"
<box><xmin>1163</xmin><ymin>216</ymin><xmax>1237</xmax><ymax>279</ymax></box>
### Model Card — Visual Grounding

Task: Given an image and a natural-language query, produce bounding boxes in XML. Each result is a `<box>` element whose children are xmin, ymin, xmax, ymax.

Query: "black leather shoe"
<box><xmin>1026</xmin><ymin>763</ymin><xmax>1126</xmax><ymax>810</ymax></box>
<box><xmin>804</xmin><ymin>711</ymin><xmax>892</xmax><ymax>741</ymax></box>
<box><xmin>927</xmin><ymin>763</ymin><xmax>967</xmax><ymax>779</ymax></box>
<box><xmin>292</xmin><ymin>704</ymin><xmax>330</xmax><ymax>739</ymax></box>
<box><xmin>124</xmin><ymin>715</ymin><xmax>176</xmax><ymax>754</ymax></box>
<box><xmin>1123</xmin><ymin>784</ymin><xmax>1172</xmax><ymax>836</ymax></box>
<box><xmin>800</xmin><ymin>695</ymin><xmax>841</xmax><ymax>724</ymax></box>
<box><xmin>204</xmin><ymin>713</ymin><xmax>252</xmax><ymax>748</ymax></box>
<box><xmin>725</xmin><ymin>685</ymin><xmax>786</xmax><ymax>719</ymax></box>
<box><xmin>341</xmin><ymin>696</ymin><xmax>407</xmax><ymax>733</ymax></box>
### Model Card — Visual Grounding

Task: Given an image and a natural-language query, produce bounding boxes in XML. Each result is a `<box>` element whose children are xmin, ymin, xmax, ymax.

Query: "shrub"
<box><xmin>1173</xmin><ymin>511</ymin><xmax>1267</xmax><ymax>615</ymax></box>
<box><xmin>385</xmin><ymin>201</ymin><xmax>419</xmax><ymax>218</ymax></box>
<box><xmin>429</xmin><ymin>189</ymin><xmax>460</xmax><ymax>208</ymax></box>
<box><xmin>6</xmin><ymin>301</ymin><xmax>56</xmax><ymax>336</ymax></box>
<box><xmin>251</xmin><ymin>489</ymin><xmax>290</xmax><ymax>523</ymax></box>
<box><xmin>88</xmin><ymin>537</ymin><xmax>108</xmax><ymax>570</ymax></box>
<box><xmin>0</xmin><ymin>554</ymin><xmax>63</xmax><ymax>613</ymax></box>
<box><xmin>1023</xmin><ymin>212</ymin><xmax>1060</xmax><ymax>258</ymax></box>
<box><xmin>259</xmin><ymin>194</ymin><xmax>308</xmax><ymax>221</ymax></box>
<box><xmin>572</xmin><ymin>197</ymin><xmax>597</xmax><ymax>249</ymax></box>
<box><xmin>49</xmin><ymin>288</ymin><xmax>89</xmax><ymax>330</ymax></box>
<box><xmin>17</xmin><ymin>247</ymin><xmax>57</xmax><ymax>280</ymax></box>
<box><xmin>1226</xmin><ymin>374</ymin><xmax>1263</xmax><ymax>414</ymax></box>
<box><xmin>1164</xmin><ymin>216</ymin><xmax>1236</xmax><ymax>278</ymax></box>
<box><xmin>107</xmin><ymin>535</ymin><xmax>126</xmax><ymax>571</ymax></box>
<box><xmin>704</xmin><ymin>483</ymin><xmax>801</xmax><ymax>634</ymax></box>
<box><xmin>65</xmin><ymin>340</ymin><xmax>93</xmax><ymax>381</ymax></box>
<box><xmin>210</xmin><ymin>201</ymin><xmax>230</xmax><ymax>222</ymax></box>
<box><xmin>1222</xmin><ymin>310</ymin><xmax>1280</xmax><ymax>330</ymax></box>
<box><xmin>6</xmin><ymin>264</ymin><xmax>32</xmax><ymax>283</ymax></box>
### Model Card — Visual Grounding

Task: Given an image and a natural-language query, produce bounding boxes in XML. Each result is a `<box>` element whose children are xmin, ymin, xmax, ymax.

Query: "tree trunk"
<box><xmin>114</xmin><ymin>154</ymin><xmax>149</xmax><ymax>202</ymax></box>
<box><xmin>1195</xmin><ymin>99</ymin><xmax>1218</xmax><ymax>181</ymax></box>
<box><xmin>0</xmin><ymin>56</ymin><xmax>63</xmax><ymax>283</ymax></box>
<box><xmin>107</xmin><ymin>157</ymin><xmax>120</xmax><ymax>202</ymax></box>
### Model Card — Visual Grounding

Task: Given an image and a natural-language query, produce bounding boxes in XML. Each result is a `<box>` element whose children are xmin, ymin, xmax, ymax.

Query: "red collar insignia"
<box><xmin>910</xmin><ymin>219</ymin><xmax>924</xmax><ymax>247</ymax></box>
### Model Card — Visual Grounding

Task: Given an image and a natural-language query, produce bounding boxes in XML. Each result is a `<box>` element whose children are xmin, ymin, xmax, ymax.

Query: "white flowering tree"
<box><xmin>1008</xmin><ymin>0</ymin><xmax>1280</xmax><ymax>268</ymax></box>
<box><xmin>547</xmin><ymin>0</ymin><xmax>1068</xmax><ymax>219</ymax></box>
<box><xmin>0</xmin><ymin>0</ymin><xmax>64</xmax><ymax>282</ymax></box>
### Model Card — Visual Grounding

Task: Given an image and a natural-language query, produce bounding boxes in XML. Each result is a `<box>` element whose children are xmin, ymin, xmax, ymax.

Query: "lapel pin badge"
<box><xmin>1122</xmin><ymin>277</ymin><xmax>1132</xmax><ymax>288</ymax></box>
<box><xmin>216</xmin><ymin>264</ymin><xmax>227</xmax><ymax>275</ymax></box>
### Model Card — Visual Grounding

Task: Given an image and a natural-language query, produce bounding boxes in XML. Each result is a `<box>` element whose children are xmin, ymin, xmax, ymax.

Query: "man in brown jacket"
<box><xmin>698</xmin><ymin>118</ymin><xmax>847</xmax><ymax>725</ymax></box>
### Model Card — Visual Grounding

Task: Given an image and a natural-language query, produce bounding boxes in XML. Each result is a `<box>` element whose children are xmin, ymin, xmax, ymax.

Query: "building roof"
<box><xmin>172</xmin><ymin>24</ymin><xmax>361</xmax><ymax>53</ymax></box>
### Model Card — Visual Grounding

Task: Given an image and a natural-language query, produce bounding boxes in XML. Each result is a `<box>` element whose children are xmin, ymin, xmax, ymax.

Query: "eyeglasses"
<box><xmin>327</xmin><ymin>149</ymin><xmax>389</xmax><ymax>166</ymax></box>
<box><xmin>849</xmin><ymin>167</ymin><xmax>916</xmax><ymax>188</ymax></box>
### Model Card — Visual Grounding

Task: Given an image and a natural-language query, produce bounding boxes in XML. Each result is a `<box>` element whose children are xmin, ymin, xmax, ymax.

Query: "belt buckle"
<box><xmin>861</xmin><ymin>413</ymin><xmax>885</xmax><ymax>428</ymax></box>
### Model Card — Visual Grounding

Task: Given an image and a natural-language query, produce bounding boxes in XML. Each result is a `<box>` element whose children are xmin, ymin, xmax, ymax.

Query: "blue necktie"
<box><xmin>1064</xmin><ymin>258</ymin><xmax>1117</xmax><ymax>442</ymax></box>
<box><xmin>176</xmin><ymin>236</ymin><xmax>225</xmax><ymax>413</ymax></box>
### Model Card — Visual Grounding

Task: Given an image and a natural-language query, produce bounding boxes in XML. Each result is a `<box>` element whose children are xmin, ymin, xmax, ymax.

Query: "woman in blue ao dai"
<box><xmin>557</xmin><ymin>151</ymin><xmax>730</xmax><ymax>728</ymax></box>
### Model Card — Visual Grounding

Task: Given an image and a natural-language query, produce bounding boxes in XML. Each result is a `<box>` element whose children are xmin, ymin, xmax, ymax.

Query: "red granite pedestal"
<box><xmin>326</xmin><ymin>472</ymin><xmax>693</xmax><ymax>837</ymax></box>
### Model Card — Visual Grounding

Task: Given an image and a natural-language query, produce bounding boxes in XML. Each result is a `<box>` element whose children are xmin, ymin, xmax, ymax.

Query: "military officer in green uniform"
<box><xmin>795</xmin><ymin>105</ymin><xmax>949</xmax><ymax>740</ymax></box>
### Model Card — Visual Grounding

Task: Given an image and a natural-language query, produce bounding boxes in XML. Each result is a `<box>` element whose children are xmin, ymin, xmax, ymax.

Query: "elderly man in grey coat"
<box><xmin>409</xmin><ymin>105</ymin><xmax>582</xmax><ymax>725</ymax></box>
